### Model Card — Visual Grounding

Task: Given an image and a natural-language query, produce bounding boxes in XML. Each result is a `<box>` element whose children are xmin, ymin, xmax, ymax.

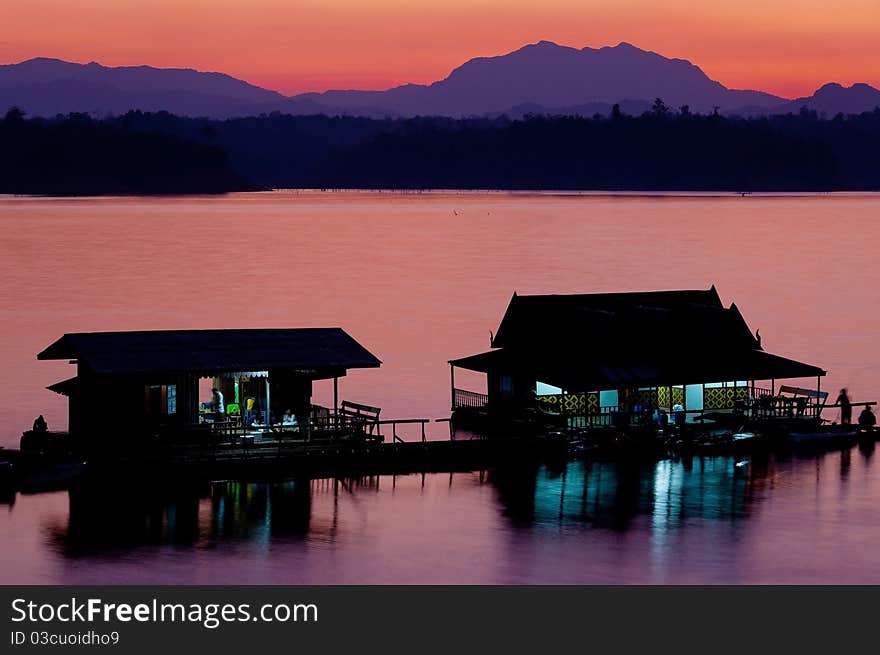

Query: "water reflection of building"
<box><xmin>47</xmin><ymin>458</ymin><xmax>770</xmax><ymax>556</ymax></box>
<box><xmin>45</xmin><ymin>478</ymin><xmax>314</xmax><ymax>556</ymax></box>
<box><xmin>44</xmin><ymin>473</ymin><xmax>402</xmax><ymax>557</ymax></box>
<box><xmin>491</xmin><ymin>458</ymin><xmax>757</xmax><ymax>532</ymax></box>
<box><xmin>41</xmin><ymin>449</ymin><xmax>863</xmax><ymax>564</ymax></box>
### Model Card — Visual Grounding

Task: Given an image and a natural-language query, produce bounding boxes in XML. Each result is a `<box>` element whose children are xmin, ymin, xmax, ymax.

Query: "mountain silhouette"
<box><xmin>0</xmin><ymin>57</ymin><xmax>283</xmax><ymax>118</ymax></box>
<box><xmin>288</xmin><ymin>41</ymin><xmax>783</xmax><ymax>116</ymax></box>
<box><xmin>772</xmin><ymin>82</ymin><xmax>880</xmax><ymax>117</ymax></box>
<box><xmin>2</xmin><ymin>44</ymin><xmax>878</xmax><ymax>119</ymax></box>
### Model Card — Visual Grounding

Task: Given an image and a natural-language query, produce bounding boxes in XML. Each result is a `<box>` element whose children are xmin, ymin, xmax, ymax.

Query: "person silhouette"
<box><xmin>32</xmin><ymin>414</ymin><xmax>47</xmax><ymax>433</ymax></box>
<box><xmin>858</xmin><ymin>406</ymin><xmax>876</xmax><ymax>432</ymax></box>
<box><xmin>212</xmin><ymin>387</ymin><xmax>225</xmax><ymax>415</ymax></box>
<box><xmin>836</xmin><ymin>388</ymin><xmax>852</xmax><ymax>425</ymax></box>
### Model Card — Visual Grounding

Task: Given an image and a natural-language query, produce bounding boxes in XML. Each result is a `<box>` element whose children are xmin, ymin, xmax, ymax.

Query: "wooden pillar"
<box><xmin>333</xmin><ymin>376</ymin><xmax>339</xmax><ymax>428</ymax></box>
<box><xmin>237</xmin><ymin>374</ymin><xmax>242</xmax><ymax>429</ymax></box>
<box><xmin>682</xmin><ymin>383</ymin><xmax>687</xmax><ymax>425</ymax></box>
<box><xmin>562</xmin><ymin>389</ymin><xmax>567</xmax><ymax>428</ymax></box>
<box><xmin>450</xmin><ymin>364</ymin><xmax>456</xmax><ymax>410</ymax></box>
<box><xmin>816</xmin><ymin>375</ymin><xmax>822</xmax><ymax>418</ymax></box>
<box><xmin>265</xmin><ymin>376</ymin><xmax>271</xmax><ymax>426</ymax></box>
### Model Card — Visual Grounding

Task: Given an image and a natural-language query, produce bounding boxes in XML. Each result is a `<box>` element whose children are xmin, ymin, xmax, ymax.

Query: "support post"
<box><xmin>771</xmin><ymin>378</ymin><xmax>776</xmax><ymax>416</ymax></box>
<box><xmin>333</xmin><ymin>376</ymin><xmax>339</xmax><ymax>428</ymax></box>
<box><xmin>816</xmin><ymin>375</ymin><xmax>822</xmax><ymax>418</ymax></box>
<box><xmin>265</xmin><ymin>375</ymin><xmax>271</xmax><ymax>427</ymax></box>
<box><xmin>562</xmin><ymin>389</ymin><xmax>566</xmax><ymax>427</ymax></box>
<box><xmin>450</xmin><ymin>365</ymin><xmax>456</xmax><ymax>410</ymax></box>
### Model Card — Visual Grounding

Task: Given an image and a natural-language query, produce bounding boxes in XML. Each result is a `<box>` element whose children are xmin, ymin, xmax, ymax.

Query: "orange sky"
<box><xmin>2</xmin><ymin>0</ymin><xmax>879</xmax><ymax>98</ymax></box>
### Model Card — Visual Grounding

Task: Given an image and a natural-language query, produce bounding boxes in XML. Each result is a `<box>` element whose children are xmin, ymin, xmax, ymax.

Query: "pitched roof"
<box><xmin>453</xmin><ymin>287</ymin><xmax>824</xmax><ymax>388</ymax></box>
<box><xmin>450</xmin><ymin>347</ymin><xmax>824</xmax><ymax>390</ymax></box>
<box><xmin>38</xmin><ymin>328</ymin><xmax>381</xmax><ymax>376</ymax></box>
<box><xmin>490</xmin><ymin>287</ymin><xmax>755</xmax><ymax>354</ymax></box>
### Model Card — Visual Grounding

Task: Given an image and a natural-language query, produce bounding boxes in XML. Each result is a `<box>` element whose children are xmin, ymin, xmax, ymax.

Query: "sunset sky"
<box><xmin>2</xmin><ymin>0</ymin><xmax>879</xmax><ymax>98</ymax></box>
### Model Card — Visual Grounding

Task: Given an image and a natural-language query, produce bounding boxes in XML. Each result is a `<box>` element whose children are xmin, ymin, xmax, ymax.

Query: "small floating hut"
<box><xmin>449</xmin><ymin>286</ymin><xmax>828</xmax><ymax>430</ymax></box>
<box><xmin>38</xmin><ymin>328</ymin><xmax>381</xmax><ymax>452</ymax></box>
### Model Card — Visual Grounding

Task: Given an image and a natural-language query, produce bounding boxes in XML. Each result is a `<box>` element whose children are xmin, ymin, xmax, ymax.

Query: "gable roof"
<box><xmin>450</xmin><ymin>347</ymin><xmax>824</xmax><ymax>390</ymax></box>
<box><xmin>38</xmin><ymin>328</ymin><xmax>381</xmax><ymax>376</ymax></box>
<box><xmin>490</xmin><ymin>286</ymin><xmax>755</xmax><ymax>353</ymax></box>
<box><xmin>453</xmin><ymin>287</ymin><xmax>824</xmax><ymax>388</ymax></box>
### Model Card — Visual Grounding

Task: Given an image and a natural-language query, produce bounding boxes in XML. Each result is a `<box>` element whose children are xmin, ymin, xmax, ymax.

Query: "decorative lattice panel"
<box><xmin>703</xmin><ymin>386</ymin><xmax>749</xmax><ymax>410</ymax></box>
<box><xmin>658</xmin><ymin>386</ymin><xmax>670</xmax><ymax>408</ymax></box>
<box><xmin>537</xmin><ymin>393</ymin><xmax>598</xmax><ymax>415</ymax></box>
<box><xmin>537</xmin><ymin>394</ymin><xmax>562</xmax><ymax>412</ymax></box>
<box><xmin>585</xmin><ymin>393</ymin><xmax>599</xmax><ymax>414</ymax></box>
<box><xmin>656</xmin><ymin>386</ymin><xmax>685</xmax><ymax>409</ymax></box>
<box><xmin>630</xmin><ymin>389</ymin><xmax>659</xmax><ymax>409</ymax></box>
<box><xmin>672</xmin><ymin>387</ymin><xmax>684</xmax><ymax>407</ymax></box>
<box><xmin>563</xmin><ymin>393</ymin><xmax>585</xmax><ymax>413</ymax></box>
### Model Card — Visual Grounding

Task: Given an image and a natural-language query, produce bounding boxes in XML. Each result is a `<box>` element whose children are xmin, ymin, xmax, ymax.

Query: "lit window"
<box><xmin>167</xmin><ymin>385</ymin><xmax>177</xmax><ymax>415</ymax></box>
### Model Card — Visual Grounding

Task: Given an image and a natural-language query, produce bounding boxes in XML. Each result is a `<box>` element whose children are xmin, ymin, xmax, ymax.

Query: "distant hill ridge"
<box><xmin>1</xmin><ymin>42</ymin><xmax>879</xmax><ymax>119</ymax></box>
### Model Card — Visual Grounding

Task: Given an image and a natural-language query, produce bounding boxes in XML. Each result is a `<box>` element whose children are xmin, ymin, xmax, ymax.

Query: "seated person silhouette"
<box><xmin>32</xmin><ymin>414</ymin><xmax>48</xmax><ymax>433</ymax></box>
<box><xmin>858</xmin><ymin>406</ymin><xmax>876</xmax><ymax>432</ymax></box>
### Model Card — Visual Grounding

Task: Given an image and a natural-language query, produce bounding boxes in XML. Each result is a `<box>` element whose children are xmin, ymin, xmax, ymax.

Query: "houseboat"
<box><xmin>448</xmin><ymin>286</ymin><xmax>836</xmax><ymax>437</ymax></box>
<box><xmin>37</xmin><ymin>327</ymin><xmax>383</xmax><ymax>457</ymax></box>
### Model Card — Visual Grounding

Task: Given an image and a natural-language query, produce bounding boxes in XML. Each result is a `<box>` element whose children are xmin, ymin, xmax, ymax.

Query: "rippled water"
<box><xmin>1</xmin><ymin>191</ymin><xmax>878</xmax><ymax>583</ymax></box>
<box><xmin>3</xmin><ymin>450</ymin><xmax>880</xmax><ymax>584</ymax></box>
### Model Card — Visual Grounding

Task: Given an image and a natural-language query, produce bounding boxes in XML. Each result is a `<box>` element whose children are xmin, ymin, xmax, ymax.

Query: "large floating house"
<box><xmin>449</xmin><ymin>287</ymin><xmax>826</xmax><ymax>426</ymax></box>
<box><xmin>38</xmin><ymin>328</ymin><xmax>381</xmax><ymax>448</ymax></box>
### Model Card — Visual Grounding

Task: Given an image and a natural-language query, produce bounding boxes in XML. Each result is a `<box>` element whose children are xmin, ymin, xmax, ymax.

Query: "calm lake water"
<box><xmin>1</xmin><ymin>191</ymin><xmax>879</xmax><ymax>583</ymax></box>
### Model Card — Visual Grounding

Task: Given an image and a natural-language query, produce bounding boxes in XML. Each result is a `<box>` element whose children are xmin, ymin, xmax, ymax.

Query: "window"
<box><xmin>536</xmin><ymin>381</ymin><xmax>562</xmax><ymax>396</ymax></box>
<box><xmin>167</xmin><ymin>384</ymin><xmax>177</xmax><ymax>415</ymax></box>
<box><xmin>499</xmin><ymin>375</ymin><xmax>513</xmax><ymax>397</ymax></box>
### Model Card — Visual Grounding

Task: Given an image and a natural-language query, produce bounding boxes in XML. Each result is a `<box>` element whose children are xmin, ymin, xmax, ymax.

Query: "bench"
<box><xmin>778</xmin><ymin>385</ymin><xmax>829</xmax><ymax>416</ymax></box>
<box><xmin>338</xmin><ymin>400</ymin><xmax>382</xmax><ymax>435</ymax></box>
<box><xmin>778</xmin><ymin>385</ymin><xmax>828</xmax><ymax>400</ymax></box>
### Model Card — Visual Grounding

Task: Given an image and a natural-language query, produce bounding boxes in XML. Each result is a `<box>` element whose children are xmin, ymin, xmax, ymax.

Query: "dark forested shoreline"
<box><xmin>0</xmin><ymin>108</ymin><xmax>254</xmax><ymax>195</ymax></box>
<box><xmin>3</xmin><ymin>104</ymin><xmax>880</xmax><ymax>194</ymax></box>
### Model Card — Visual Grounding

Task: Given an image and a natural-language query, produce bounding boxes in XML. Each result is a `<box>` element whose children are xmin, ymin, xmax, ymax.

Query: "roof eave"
<box><xmin>37</xmin><ymin>334</ymin><xmax>76</xmax><ymax>361</ymax></box>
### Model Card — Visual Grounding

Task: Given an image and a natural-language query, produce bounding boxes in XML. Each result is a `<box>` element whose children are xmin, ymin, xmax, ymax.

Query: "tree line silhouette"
<box><xmin>0</xmin><ymin>108</ymin><xmax>252</xmax><ymax>195</ymax></box>
<box><xmin>3</xmin><ymin>102</ymin><xmax>880</xmax><ymax>194</ymax></box>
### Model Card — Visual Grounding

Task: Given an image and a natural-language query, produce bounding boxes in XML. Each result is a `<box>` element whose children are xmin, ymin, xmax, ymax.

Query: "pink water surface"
<box><xmin>0</xmin><ymin>191</ymin><xmax>878</xmax><ymax>583</ymax></box>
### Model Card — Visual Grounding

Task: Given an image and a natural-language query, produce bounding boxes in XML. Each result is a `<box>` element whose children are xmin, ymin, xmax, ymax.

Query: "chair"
<box><xmin>338</xmin><ymin>401</ymin><xmax>382</xmax><ymax>437</ymax></box>
<box><xmin>221</xmin><ymin>403</ymin><xmax>241</xmax><ymax>427</ymax></box>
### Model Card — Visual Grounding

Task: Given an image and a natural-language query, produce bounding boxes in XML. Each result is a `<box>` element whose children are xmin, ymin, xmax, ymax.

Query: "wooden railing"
<box><xmin>376</xmin><ymin>419</ymin><xmax>431</xmax><ymax>443</ymax></box>
<box><xmin>453</xmin><ymin>388</ymin><xmax>489</xmax><ymax>409</ymax></box>
<box><xmin>565</xmin><ymin>405</ymin><xmax>619</xmax><ymax>428</ymax></box>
